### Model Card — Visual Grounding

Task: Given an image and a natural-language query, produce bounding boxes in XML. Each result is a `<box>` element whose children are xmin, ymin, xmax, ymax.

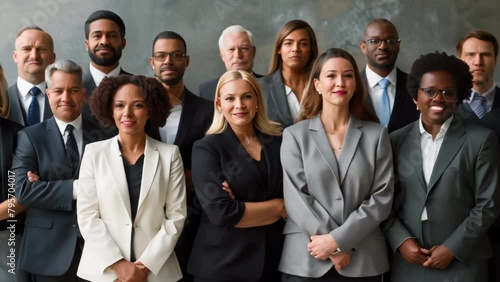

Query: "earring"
<box><xmin>318</xmin><ymin>92</ymin><xmax>322</xmax><ymax>95</ymax></box>
<box><xmin>256</xmin><ymin>106</ymin><xmax>259</xmax><ymax>111</ymax></box>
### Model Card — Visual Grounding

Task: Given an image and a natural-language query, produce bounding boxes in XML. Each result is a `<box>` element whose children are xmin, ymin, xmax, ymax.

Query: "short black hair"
<box><xmin>90</xmin><ymin>75</ymin><xmax>170</xmax><ymax>129</ymax></box>
<box><xmin>84</xmin><ymin>10</ymin><xmax>126</xmax><ymax>39</ymax></box>
<box><xmin>407</xmin><ymin>52</ymin><xmax>473</xmax><ymax>105</ymax></box>
<box><xmin>152</xmin><ymin>31</ymin><xmax>187</xmax><ymax>54</ymax></box>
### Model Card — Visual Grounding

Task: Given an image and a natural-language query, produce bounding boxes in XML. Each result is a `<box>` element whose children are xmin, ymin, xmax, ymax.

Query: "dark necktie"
<box><xmin>470</xmin><ymin>93</ymin><xmax>486</xmax><ymax>119</ymax></box>
<box><xmin>28</xmin><ymin>87</ymin><xmax>41</xmax><ymax>126</ymax></box>
<box><xmin>378</xmin><ymin>78</ymin><xmax>391</xmax><ymax>126</ymax></box>
<box><xmin>65</xmin><ymin>124</ymin><xmax>80</xmax><ymax>172</ymax></box>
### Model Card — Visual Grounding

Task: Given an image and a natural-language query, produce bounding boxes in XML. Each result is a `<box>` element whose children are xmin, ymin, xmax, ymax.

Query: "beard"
<box><xmin>88</xmin><ymin>46</ymin><xmax>122</xmax><ymax>67</ymax></box>
<box><xmin>367</xmin><ymin>54</ymin><xmax>397</xmax><ymax>72</ymax></box>
<box><xmin>157</xmin><ymin>66</ymin><xmax>185</xmax><ymax>86</ymax></box>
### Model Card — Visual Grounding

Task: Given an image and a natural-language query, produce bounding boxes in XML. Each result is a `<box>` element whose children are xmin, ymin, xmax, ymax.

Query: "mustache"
<box><xmin>27</xmin><ymin>58</ymin><xmax>43</xmax><ymax>64</ymax></box>
<box><xmin>160</xmin><ymin>66</ymin><xmax>177</xmax><ymax>72</ymax></box>
<box><xmin>94</xmin><ymin>45</ymin><xmax>115</xmax><ymax>52</ymax></box>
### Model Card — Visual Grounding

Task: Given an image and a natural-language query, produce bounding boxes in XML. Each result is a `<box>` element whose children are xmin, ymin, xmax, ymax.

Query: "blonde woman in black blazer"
<box><xmin>189</xmin><ymin>70</ymin><xmax>286</xmax><ymax>282</ymax></box>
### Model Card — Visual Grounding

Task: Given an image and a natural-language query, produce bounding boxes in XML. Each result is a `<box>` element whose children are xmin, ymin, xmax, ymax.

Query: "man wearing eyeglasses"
<box><xmin>81</xmin><ymin>10</ymin><xmax>132</xmax><ymax>126</ymax></box>
<box><xmin>359</xmin><ymin>18</ymin><xmax>419</xmax><ymax>133</ymax></box>
<box><xmin>148</xmin><ymin>30</ymin><xmax>213</xmax><ymax>282</ymax></box>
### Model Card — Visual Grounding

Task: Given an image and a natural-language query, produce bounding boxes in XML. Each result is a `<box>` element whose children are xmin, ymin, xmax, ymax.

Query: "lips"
<box><xmin>121</xmin><ymin>121</ymin><xmax>136</xmax><ymax>127</ymax></box>
<box><xmin>332</xmin><ymin>91</ymin><xmax>347</xmax><ymax>96</ymax></box>
<box><xmin>430</xmin><ymin>106</ymin><xmax>444</xmax><ymax>113</ymax></box>
<box><xmin>233</xmin><ymin>112</ymin><xmax>247</xmax><ymax>118</ymax></box>
<box><xmin>160</xmin><ymin>67</ymin><xmax>177</xmax><ymax>74</ymax></box>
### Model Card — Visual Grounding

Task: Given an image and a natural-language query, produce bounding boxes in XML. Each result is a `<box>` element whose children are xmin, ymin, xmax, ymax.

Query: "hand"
<box><xmin>27</xmin><ymin>171</ymin><xmax>40</xmax><ymax>182</ymax></box>
<box><xmin>329</xmin><ymin>252</ymin><xmax>351</xmax><ymax>271</ymax></box>
<box><xmin>222</xmin><ymin>181</ymin><xmax>236</xmax><ymax>201</ymax></box>
<box><xmin>110</xmin><ymin>259</ymin><xmax>148</xmax><ymax>282</ymax></box>
<box><xmin>398</xmin><ymin>238</ymin><xmax>427</xmax><ymax>264</ymax></box>
<box><xmin>308</xmin><ymin>234</ymin><xmax>337</xmax><ymax>260</ymax></box>
<box><xmin>421</xmin><ymin>245</ymin><xmax>454</xmax><ymax>269</ymax></box>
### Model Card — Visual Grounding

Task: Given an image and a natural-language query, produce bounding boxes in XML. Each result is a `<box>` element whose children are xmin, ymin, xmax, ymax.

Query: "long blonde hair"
<box><xmin>207</xmin><ymin>70</ymin><xmax>282</xmax><ymax>136</ymax></box>
<box><xmin>0</xmin><ymin>64</ymin><xmax>10</xmax><ymax>118</ymax></box>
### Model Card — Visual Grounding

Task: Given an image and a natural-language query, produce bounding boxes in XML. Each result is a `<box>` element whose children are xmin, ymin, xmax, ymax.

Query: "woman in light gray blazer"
<box><xmin>279</xmin><ymin>48</ymin><xmax>394</xmax><ymax>281</ymax></box>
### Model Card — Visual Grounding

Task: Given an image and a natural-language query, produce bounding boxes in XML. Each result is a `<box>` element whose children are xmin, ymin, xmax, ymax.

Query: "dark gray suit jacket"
<box><xmin>385</xmin><ymin>115</ymin><xmax>500</xmax><ymax>282</ymax></box>
<box><xmin>12</xmin><ymin>116</ymin><xmax>109</xmax><ymax>276</ymax></box>
<box><xmin>7</xmin><ymin>83</ymin><xmax>52</xmax><ymax>126</ymax></box>
<box><xmin>258</xmin><ymin>70</ymin><xmax>294</xmax><ymax>128</ymax></box>
<box><xmin>361</xmin><ymin>68</ymin><xmax>419</xmax><ymax>133</ymax></box>
<box><xmin>198</xmin><ymin>71</ymin><xmax>262</xmax><ymax>102</ymax></box>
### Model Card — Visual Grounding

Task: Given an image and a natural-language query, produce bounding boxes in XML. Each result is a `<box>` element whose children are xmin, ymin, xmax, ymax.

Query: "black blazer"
<box><xmin>188</xmin><ymin>127</ymin><xmax>284</xmax><ymax>281</ymax></box>
<box><xmin>361</xmin><ymin>68</ymin><xmax>419</xmax><ymax>133</ymax></box>
<box><xmin>81</xmin><ymin>66</ymin><xmax>132</xmax><ymax>126</ymax></box>
<box><xmin>12</xmin><ymin>116</ymin><xmax>109</xmax><ymax>276</ymax></box>
<box><xmin>0</xmin><ymin>118</ymin><xmax>23</xmax><ymax>232</ymax></box>
<box><xmin>147</xmin><ymin>88</ymin><xmax>213</xmax><ymax>170</ymax></box>
<box><xmin>7</xmin><ymin>83</ymin><xmax>52</xmax><ymax>126</ymax></box>
<box><xmin>198</xmin><ymin>71</ymin><xmax>263</xmax><ymax>102</ymax></box>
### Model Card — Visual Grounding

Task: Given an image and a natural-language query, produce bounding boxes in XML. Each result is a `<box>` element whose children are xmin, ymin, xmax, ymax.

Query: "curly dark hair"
<box><xmin>407</xmin><ymin>52</ymin><xmax>473</xmax><ymax>105</ymax></box>
<box><xmin>89</xmin><ymin>75</ymin><xmax>170</xmax><ymax>129</ymax></box>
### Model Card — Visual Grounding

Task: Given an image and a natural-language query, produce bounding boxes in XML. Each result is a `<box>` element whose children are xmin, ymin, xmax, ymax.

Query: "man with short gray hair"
<box><xmin>198</xmin><ymin>25</ymin><xmax>262</xmax><ymax>101</ymax></box>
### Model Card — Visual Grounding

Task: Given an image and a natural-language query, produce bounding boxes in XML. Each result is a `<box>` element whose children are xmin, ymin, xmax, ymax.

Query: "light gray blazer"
<box><xmin>279</xmin><ymin>115</ymin><xmax>394</xmax><ymax>278</ymax></box>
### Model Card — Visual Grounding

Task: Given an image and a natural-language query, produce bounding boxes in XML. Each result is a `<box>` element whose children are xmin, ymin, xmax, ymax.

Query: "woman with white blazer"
<box><xmin>77</xmin><ymin>75</ymin><xmax>186</xmax><ymax>282</ymax></box>
<box><xmin>279</xmin><ymin>48</ymin><xmax>394</xmax><ymax>281</ymax></box>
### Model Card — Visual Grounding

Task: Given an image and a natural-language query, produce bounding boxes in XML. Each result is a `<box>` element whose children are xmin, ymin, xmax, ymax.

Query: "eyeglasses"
<box><xmin>152</xmin><ymin>51</ymin><xmax>186</xmax><ymax>63</ymax></box>
<box><xmin>420</xmin><ymin>87</ymin><xmax>457</xmax><ymax>101</ymax></box>
<box><xmin>364</xmin><ymin>38</ymin><xmax>401</xmax><ymax>47</ymax></box>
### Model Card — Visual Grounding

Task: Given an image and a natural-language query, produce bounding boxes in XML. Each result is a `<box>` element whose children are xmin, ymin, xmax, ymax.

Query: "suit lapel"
<box><xmin>107</xmin><ymin>136</ymin><xmax>132</xmax><ymax>219</ymax></box>
<box><xmin>8</xmin><ymin>84</ymin><xmax>26</xmax><ymax>125</ymax></box>
<box><xmin>361</xmin><ymin>70</ymin><xmax>376</xmax><ymax>114</ymax></box>
<box><xmin>47</xmin><ymin>118</ymin><xmax>66</xmax><ymax>161</ymax></box>
<box><xmin>42</xmin><ymin>90</ymin><xmax>53</xmax><ymax>120</ymax></box>
<box><xmin>492</xmin><ymin>86</ymin><xmax>500</xmax><ymax>110</ymax></box>
<box><xmin>270</xmin><ymin>71</ymin><xmax>293</xmax><ymax>126</ymax></box>
<box><xmin>137</xmin><ymin>136</ymin><xmax>158</xmax><ymax>212</ymax></box>
<box><xmin>174</xmin><ymin>88</ymin><xmax>192</xmax><ymax>146</ymax></box>
<box><xmin>389</xmin><ymin>69</ymin><xmax>405</xmax><ymax>126</ymax></box>
<box><xmin>400</xmin><ymin>122</ymin><xmax>427</xmax><ymax>190</ymax></box>
<box><xmin>427</xmin><ymin>117</ymin><xmax>465</xmax><ymax>192</ymax></box>
<box><xmin>309</xmin><ymin>116</ymin><xmax>341</xmax><ymax>185</ymax></box>
<box><xmin>337</xmin><ymin>117</ymin><xmax>362</xmax><ymax>186</ymax></box>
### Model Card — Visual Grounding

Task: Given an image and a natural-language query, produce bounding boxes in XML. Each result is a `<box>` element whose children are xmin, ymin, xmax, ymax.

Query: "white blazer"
<box><xmin>77</xmin><ymin>135</ymin><xmax>187</xmax><ymax>282</ymax></box>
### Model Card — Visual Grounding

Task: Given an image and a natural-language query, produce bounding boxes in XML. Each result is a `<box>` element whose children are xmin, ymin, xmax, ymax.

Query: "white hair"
<box><xmin>218</xmin><ymin>25</ymin><xmax>255</xmax><ymax>50</ymax></box>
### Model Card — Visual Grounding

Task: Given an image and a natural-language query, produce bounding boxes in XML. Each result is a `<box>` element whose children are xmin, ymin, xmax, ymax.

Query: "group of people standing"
<box><xmin>0</xmin><ymin>8</ymin><xmax>499</xmax><ymax>282</ymax></box>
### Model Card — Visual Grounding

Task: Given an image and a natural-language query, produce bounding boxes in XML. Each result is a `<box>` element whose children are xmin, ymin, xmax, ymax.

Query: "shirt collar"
<box><xmin>418</xmin><ymin>114</ymin><xmax>453</xmax><ymax>137</ymax></box>
<box><xmin>468</xmin><ymin>83</ymin><xmax>496</xmax><ymax>102</ymax></box>
<box><xmin>89</xmin><ymin>63</ymin><xmax>122</xmax><ymax>86</ymax></box>
<box><xmin>54</xmin><ymin>115</ymin><xmax>83</xmax><ymax>136</ymax></box>
<box><xmin>365</xmin><ymin>65</ymin><xmax>397</xmax><ymax>88</ymax></box>
<box><xmin>284</xmin><ymin>85</ymin><xmax>294</xmax><ymax>97</ymax></box>
<box><xmin>17</xmin><ymin>77</ymin><xmax>46</xmax><ymax>98</ymax></box>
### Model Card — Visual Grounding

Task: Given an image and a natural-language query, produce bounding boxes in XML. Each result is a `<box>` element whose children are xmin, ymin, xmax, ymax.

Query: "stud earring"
<box><xmin>318</xmin><ymin>92</ymin><xmax>322</xmax><ymax>95</ymax></box>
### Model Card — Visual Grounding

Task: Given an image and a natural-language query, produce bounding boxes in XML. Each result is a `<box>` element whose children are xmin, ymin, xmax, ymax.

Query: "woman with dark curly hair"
<box><xmin>76</xmin><ymin>75</ymin><xmax>187</xmax><ymax>282</ymax></box>
<box><xmin>384</xmin><ymin>52</ymin><xmax>500</xmax><ymax>282</ymax></box>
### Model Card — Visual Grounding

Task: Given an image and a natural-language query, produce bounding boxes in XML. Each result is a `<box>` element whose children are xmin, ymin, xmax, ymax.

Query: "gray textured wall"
<box><xmin>1</xmin><ymin>0</ymin><xmax>500</xmax><ymax>94</ymax></box>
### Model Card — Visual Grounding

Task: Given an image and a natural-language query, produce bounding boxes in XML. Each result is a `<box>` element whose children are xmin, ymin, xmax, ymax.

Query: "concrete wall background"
<box><xmin>1</xmin><ymin>0</ymin><xmax>500</xmax><ymax>94</ymax></box>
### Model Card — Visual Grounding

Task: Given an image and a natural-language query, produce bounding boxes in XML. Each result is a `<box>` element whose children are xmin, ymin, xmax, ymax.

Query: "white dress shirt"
<box><xmin>364</xmin><ymin>65</ymin><xmax>398</xmax><ymax>118</ymax></box>
<box><xmin>160</xmin><ymin>104</ymin><xmax>182</xmax><ymax>144</ymax></box>
<box><xmin>285</xmin><ymin>85</ymin><xmax>300</xmax><ymax>122</ymax></box>
<box><xmin>418</xmin><ymin>114</ymin><xmax>453</xmax><ymax>220</ymax></box>
<box><xmin>466</xmin><ymin>83</ymin><xmax>496</xmax><ymax>114</ymax></box>
<box><xmin>89</xmin><ymin>63</ymin><xmax>122</xmax><ymax>86</ymax></box>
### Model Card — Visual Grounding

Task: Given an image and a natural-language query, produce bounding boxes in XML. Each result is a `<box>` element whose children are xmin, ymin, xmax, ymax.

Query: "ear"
<box><xmin>121</xmin><ymin>38</ymin><xmax>127</xmax><ymax>49</ymax></box>
<box><xmin>84</xmin><ymin>40</ymin><xmax>89</xmax><ymax>51</ymax></box>
<box><xmin>215</xmin><ymin>98</ymin><xmax>222</xmax><ymax>111</ymax></box>
<box><xmin>12</xmin><ymin>50</ymin><xmax>17</xmax><ymax>63</ymax></box>
<box><xmin>45</xmin><ymin>88</ymin><xmax>51</xmax><ymax>100</ymax></box>
<box><xmin>185</xmin><ymin>55</ymin><xmax>190</xmax><ymax>68</ymax></box>
<box><xmin>149</xmin><ymin>57</ymin><xmax>155</xmax><ymax>70</ymax></box>
<box><xmin>413</xmin><ymin>98</ymin><xmax>418</xmax><ymax>105</ymax></box>
<box><xmin>360</xmin><ymin>41</ymin><xmax>367</xmax><ymax>55</ymax></box>
<box><xmin>251</xmin><ymin>46</ymin><xmax>257</xmax><ymax>59</ymax></box>
<box><xmin>313</xmin><ymin>78</ymin><xmax>321</xmax><ymax>93</ymax></box>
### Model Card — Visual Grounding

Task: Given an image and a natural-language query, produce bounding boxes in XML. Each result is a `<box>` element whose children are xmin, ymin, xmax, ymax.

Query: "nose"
<box><xmin>29</xmin><ymin>48</ymin><xmax>40</xmax><ymax>59</ymax></box>
<box><xmin>292</xmin><ymin>42</ymin><xmax>301</xmax><ymax>52</ymax></box>
<box><xmin>335</xmin><ymin>76</ymin><xmax>345</xmax><ymax>87</ymax></box>
<box><xmin>473</xmin><ymin>54</ymin><xmax>483</xmax><ymax>66</ymax></box>
<box><xmin>235</xmin><ymin>98</ymin><xmax>245</xmax><ymax>109</ymax></box>
<box><xmin>378</xmin><ymin>40</ymin><xmax>389</xmax><ymax>50</ymax></box>
<box><xmin>100</xmin><ymin>34</ymin><xmax>110</xmax><ymax>45</ymax></box>
<box><xmin>123</xmin><ymin>105</ymin><xmax>133</xmax><ymax>116</ymax></box>
<box><xmin>234</xmin><ymin>48</ymin><xmax>242</xmax><ymax>58</ymax></box>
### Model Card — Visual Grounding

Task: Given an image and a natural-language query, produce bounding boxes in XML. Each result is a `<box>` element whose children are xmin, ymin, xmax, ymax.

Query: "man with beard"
<box><xmin>359</xmin><ymin>18</ymin><xmax>418</xmax><ymax>132</ymax></box>
<box><xmin>147</xmin><ymin>30</ymin><xmax>213</xmax><ymax>282</ymax></box>
<box><xmin>7</xmin><ymin>26</ymin><xmax>56</xmax><ymax>126</ymax></box>
<box><xmin>82</xmin><ymin>10</ymin><xmax>132</xmax><ymax>124</ymax></box>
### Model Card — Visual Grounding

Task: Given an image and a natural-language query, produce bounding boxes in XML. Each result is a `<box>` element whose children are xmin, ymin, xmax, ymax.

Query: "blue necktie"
<box><xmin>470</xmin><ymin>93</ymin><xmax>486</xmax><ymax>119</ymax></box>
<box><xmin>65</xmin><ymin>124</ymin><xmax>80</xmax><ymax>173</ymax></box>
<box><xmin>27</xmin><ymin>87</ymin><xmax>41</xmax><ymax>126</ymax></box>
<box><xmin>378</xmin><ymin>79</ymin><xmax>391</xmax><ymax>126</ymax></box>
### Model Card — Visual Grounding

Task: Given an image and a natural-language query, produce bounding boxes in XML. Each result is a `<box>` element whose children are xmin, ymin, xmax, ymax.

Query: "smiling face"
<box><xmin>85</xmin><ymin>19</ymin><xmax>126</xmax><ymax>68</ymax></box>
<box><xmin>220</xmin><ymin>31</ymin><xmax>256</xmax><ymax>72</ymax></box>
<box><xmin>459</xmin><ymin>37</ymin><xmax>498</xmax><ymax>92</ymax></box>
<box><xmin>112</xmin><ymin>84</ymin><xmax>149</xmax><ymax>136</ymax></box>
<box><xmin>46</xmin><ymin>71</ymin><xmax>86</xmax><ymax>123</ymax></box>
<box><xmin>13</xmin><ymin>29</ymin><xmax>56</xmax><ymax>84</ymax></box>
<box><xmin>314</xmin><ymin>57</ymin><xmax>356</xmax><ymax>109</ymax></box>
<box><xmin>279</xmin><ymin>28</ymin><xmax>311</xmax><ymax>71</ymax></box>
<box><xmin>150</xmin><ymin>38</ymin><xmax>189</xmax><ymax>86</ymax></box>
<box><xmin>216</xmin><ymin>78</ymin><xmax>258</xmax><ymax>130</ymax></box>
<box><xmin>415</xmin><ymin>70</ymin><xmax>457</xmax><ymax>129</ymax></box>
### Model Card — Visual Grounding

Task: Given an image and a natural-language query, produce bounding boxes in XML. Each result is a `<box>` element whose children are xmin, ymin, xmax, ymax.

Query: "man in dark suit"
<box><xmin>7</xmin><ymin>26</ymin><xmax>56</xmax><ymax>126</ymax></box>
<box><xmin>456</xmin><ymin>30</ymin><xmax>500</xmax><ymax>121</ymax></box>
<box><xmin>455</xmin><ymin>30</ymin><xmax>500</xmax><ymax>282</ymax></box>
<box><xmin>12</xmin><ymin>60</ymin><xmax>111</xmax><ymax>281</ymax></box>
<box><xmin>198</xmin><ymin>25</ymin><xmax>262</xmax><ymax>101</ymax></box>
<box><xmin>82</xmin><ymin>10</ymin><xmax>132</xmax><ymax>124</ymax></box>
<box><xmin>148</xmin><ymin>31</ymin><xmax>213</xmax><ymax>282</ymax></box>
<box><xmin>359</xmin><ymin>18</ymin><xmax>418</xmax><ymax>133</ymax></box>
